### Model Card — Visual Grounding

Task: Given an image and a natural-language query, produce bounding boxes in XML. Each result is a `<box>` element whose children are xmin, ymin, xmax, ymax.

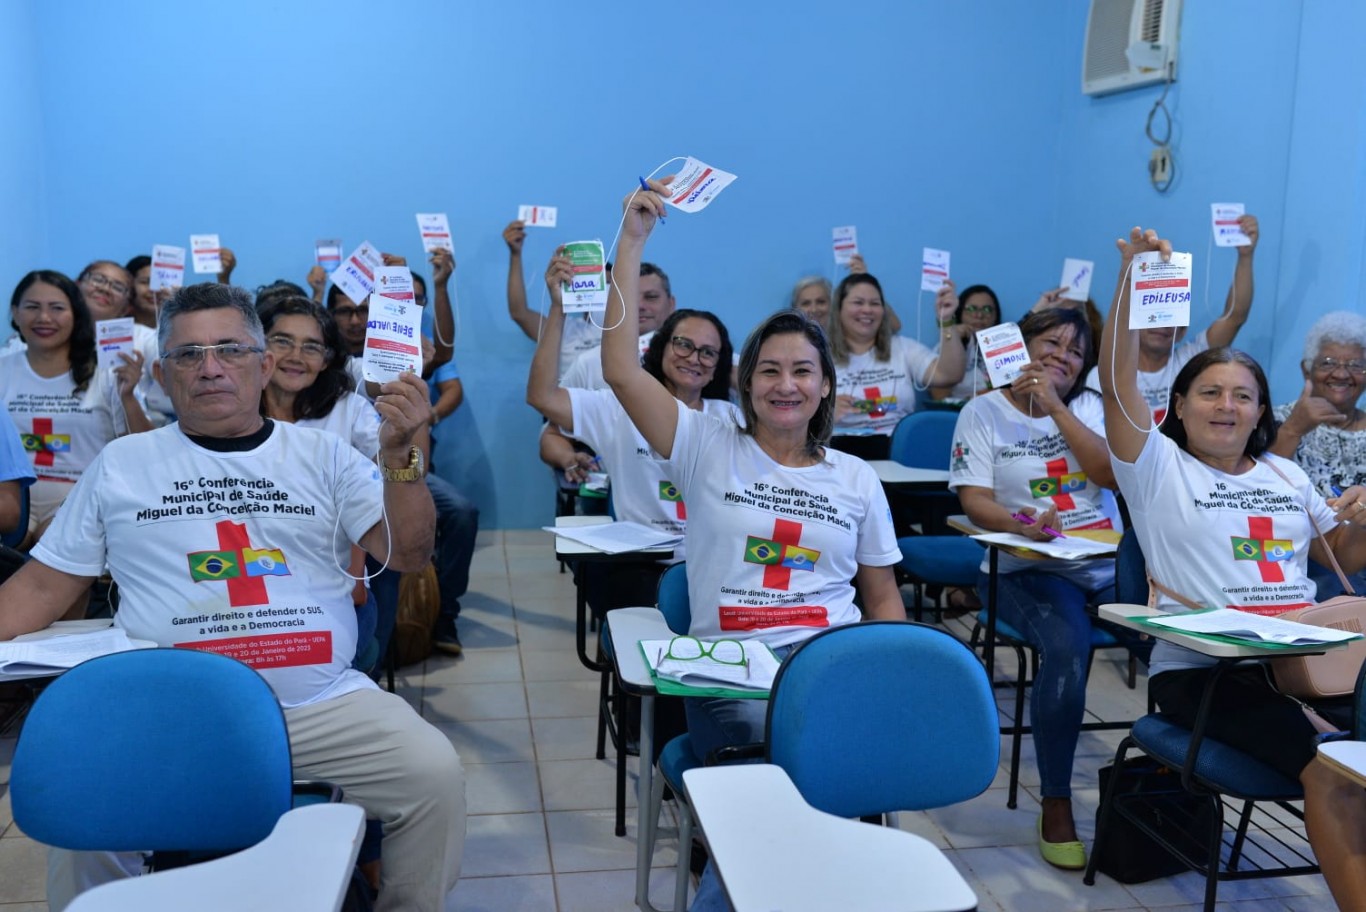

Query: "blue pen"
<box><xmin>1331</xmin><ymin>485</ymin><xmax>1345</xmax><ymax>497</ymax></box>
<box><xmin>639</xmin><ymin>177</ymin><xmax>665</xmax><ymax>224</ymax></box>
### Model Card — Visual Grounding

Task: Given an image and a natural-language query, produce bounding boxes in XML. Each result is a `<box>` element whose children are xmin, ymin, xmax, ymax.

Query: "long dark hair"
<box><xmin>9</xmin><ymin>270</ymin><xmax>98</xmax><ymax>394</ymax></box>
<box><xmin>642</xmin><ymin>309</ymin><xmax>733</xmax><ymax>401</ymax></box>
<box><xmin>1162</xmin><ymin>348</ymin><xmax>1277</xmax><ymax>459</ymax></box>
<box><xmin>737</xmin><ymin>311</ymin><xmax>836</xmax><ymax>458</ymax></box>
<box><xmin>257</xmin><ymin>296</ymin><xmax>353</xmax><ymax>421</ymax></box>
<box><xmin>828</xmin><ymin>273</ymin><xmax>892</xmax><ymax>364</ymax></box>
<box><xmin>1017</xmin><ymin>307</ymin><xmax>1095</xmax><ymax>405</ymax></box>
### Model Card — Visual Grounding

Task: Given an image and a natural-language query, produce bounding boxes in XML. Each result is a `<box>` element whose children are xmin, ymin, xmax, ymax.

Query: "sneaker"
<box><xmin>433</xmin><ymin>615</ymin><xmax>463</xmax><ymax>656</ymax></box>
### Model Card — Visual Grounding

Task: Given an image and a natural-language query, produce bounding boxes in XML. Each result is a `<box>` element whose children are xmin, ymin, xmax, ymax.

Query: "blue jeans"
<box><xmin>684</xmin><ymin>643</ymin><xmax>796</xmax><ymax>912</ymax></box>
<box><xmin>979</xmin><ymin>569</ymin><xmax>1115</xmax><ymax>800</ymax></box>
<box><xmin>428</xmin><ymin>473</ymin><xmax>479</xmax><ymax>623</ymax></box>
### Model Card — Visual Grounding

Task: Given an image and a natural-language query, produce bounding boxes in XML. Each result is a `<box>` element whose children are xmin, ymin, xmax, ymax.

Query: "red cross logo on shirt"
<box><xmin>21</xmin><ymin>418</ymin><xmax>69</xmax><ymax>468</ymax></box>
<box><xmin>1232</xmin><ymin>516</ymin><xmax>1289</xmax><ymax>584</ymax></box>
<box><xmin>186</xmin><ymin>520</ymin><xmax>291</xmax><ymax>607</ymax></box>
<box><xmin>1039</xmin><ymin>457</ymin><xmax>1078</xmax><ymax>511</ymax></box>
<box><xmin>745</xmin><ymin>518</ymin><xmax>811</xmax><ymax>590</ymax></box>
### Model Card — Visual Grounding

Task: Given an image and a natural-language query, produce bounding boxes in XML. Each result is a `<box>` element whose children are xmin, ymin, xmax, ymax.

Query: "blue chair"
<box><xmin>12</xmin><ymin>649</ymin><xmax>294</xmax><ymax>854</ymax></box>
<box><xmin>1084</xmin><ymin>533</ymin><xmax>1319</xmax><ymax>911</ymax></box>
<box><xmin>888</xmin><ymin>412</ymin><xmax>982</xmax><ymax>618</ymax></box>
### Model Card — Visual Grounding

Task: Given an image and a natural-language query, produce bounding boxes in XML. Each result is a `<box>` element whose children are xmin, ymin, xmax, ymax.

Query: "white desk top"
<box><xmin>1098</xmin><ymin>603</ymin><xmax>1344</xmax><ymax>659</ymax></box>
<box><xmin>868</xmin><ymin>461</ymin><xmax>952</xmax><ymax>487</ymax></box>
<box><xmin>1319</xmin><ymin>740</ymin><xmax>1366</xmax><ymax>789</ymax></box>
<box><xmin>67</xmin><ymin>803</ymin><xmax>365</xmax><ymax>912</ymax></box>
<box><xmin>604</xmin><ymin>606</ymin><xmax>675</xmax><ymax>691</ymax></box>
<box><xmin>552</xmin><ymin>515</ymin><xmax>675</xmax><ymax>560</ymax></box>
<box><xmin>684</xmin><ymin>764</ymin><xmax>977</xmax><ymax>912</ymax></box>
<box><xmin>1</xmin><ymin>620</ymin><xmax>158</xmax><ymax>682</ymax></box>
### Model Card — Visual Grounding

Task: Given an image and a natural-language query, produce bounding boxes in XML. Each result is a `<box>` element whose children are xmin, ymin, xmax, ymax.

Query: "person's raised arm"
<box><xmin>428</xmin><ymin>248</ymin><xmax>456</xmax><ymax>370</ymax></box>
<box><xmin>525</xmin><ymin>250</ymin><xmax>575</xmax><ymax>431</ymax></box>
<box><xmin>430</xmin><ymin>376</ymin><xmax>463</xmax><ymax>427</ymax></box>
<box><xmin>306</xmin><ymin>265</ymin><xmax>326</xmax><ymax>304</ymax></box>
<box><xmin>1099</xmin><ymin>227</ymin><xmax>1171</xmax><ymax>463</ymax></box>
<box><xmin>926</xmin><ymin>281</ymin><xmax>968</xmax><ymax>386</ymax></box>
<box><xmin>503</xmin><ymin>221</ymin><xmax>540</xmax><ymax>342</ymax></box>
<box><xmin>216</xmin><ymin>247</ymin><xmax>236</xmax><ymax>286</ymax></box>
<box><xmin>358</xmin><ymin>372</ymin><xmax>436</xmax><ymax>571</ymax></box>
<box><xmin>1206</xmin><ymin>214</ymin><xmax>1258</xmax><ymax>348</ymax></box>
<box><xmin>1271</xmin><ymin>377</ymin><xmax>1347</xmax><ymax>458</ymax></box>
<box><xmin>601</xmin><ymin>179</ymin><xmax>680</xmax><ymax>458</ymax></box>
<box><xmin>114</xmin><ymin>352</ymin><xmax>153</xmax><ymax>434</ymax></box>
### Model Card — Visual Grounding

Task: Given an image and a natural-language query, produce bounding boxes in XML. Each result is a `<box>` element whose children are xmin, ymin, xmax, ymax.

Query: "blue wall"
<box><xmin>4</xmin><ymin>0</ymin><xmax>1363</xmax><ymax>526</ymax></box>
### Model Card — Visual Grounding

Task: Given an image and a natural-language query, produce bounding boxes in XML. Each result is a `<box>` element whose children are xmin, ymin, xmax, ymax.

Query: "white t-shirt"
<box><xmin>1085</xmin><ymin>330</ymin><xmax>1209</xmax><ymax>424</ymax></box>
<box><xmin>669</xmin><ymin>402</ymin><xmax>901</xmax><ymax>648</ymax></box>
<box><xmin>0</xmin><ymin>349</ymin><xmax>127</xmax><ymax>484</ymax></box>
<box><xmin>296</xmin><ymin>391</ymin><xmax>381</xmax><ymax>458</ymax></box>
<box><xmin>833</xmin><ymin>335</ymin><xmax>938</xmax><ymax>436</ymax></box>
<box><xmin>568</xmin><ymin>389</ymin><xmax>738</xmax><ymax>561</ymax></box>
<box><xmin>560</xmin><ymin>316</ymin><xmax>603</xmax><ymax>380</ymax></box>
<box><xmin>560</xmin><ymin>332</ymin><xmax>655</xmax><ymax>392</ymax></box>
<box><xmin>32</xmin><ymin>422</ymin><xmax>384</xmax><ymax>709</ymax></box>
<box><xmin>1112</xmin><ymin>432</ymin><xmax>1335</xmax><ymax>675</ymax></box>
<box><xmin>949</xmin><ymin>389</ymin><xmax>1119</xmax><ymax>583</ymax></box>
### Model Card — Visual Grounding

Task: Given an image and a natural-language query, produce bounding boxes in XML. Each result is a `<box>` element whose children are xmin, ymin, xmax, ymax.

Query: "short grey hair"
<box><xmin>1302</xmin><ymin>311</ymin><xmax>1366</xmax><ymax>362</ymax></box>
<box><xmin>158</xmin><ymin>284</ymin><xmax>266</xmax><ymax>356</ymax></box>
<box><xmin>788</xmin><ymin>276</ymin><xmax>831</xmax><ymax>311</ymax></box>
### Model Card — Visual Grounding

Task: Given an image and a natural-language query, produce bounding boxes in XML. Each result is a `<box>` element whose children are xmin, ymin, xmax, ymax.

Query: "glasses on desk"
<box><xmin>665</xmin><ymin>635</ymin><xmax>748</xmax><ymax>667</ymax></box>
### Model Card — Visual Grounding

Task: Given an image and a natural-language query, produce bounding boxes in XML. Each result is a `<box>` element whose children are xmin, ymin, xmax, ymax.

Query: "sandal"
<box><xmin>943</xmin><ymin>586</ymin><xmax>981</xmax><ymax>617</ymax></box>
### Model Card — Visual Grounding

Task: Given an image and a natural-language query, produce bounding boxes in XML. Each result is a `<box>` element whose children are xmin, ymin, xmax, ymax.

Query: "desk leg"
<box><xmin>575</xmin><ymin>575</ymin><xmax>606</xmax><ymax>673</ymax></box>
<box><xmin>636</xmin><ymin>694</ymin><xmax>656</xmax><ymax>911</ymax></box>
<box><xmin>985</xmin><ymin>546</ymin><xmax>998</xmax><ymax>677</ymax></box>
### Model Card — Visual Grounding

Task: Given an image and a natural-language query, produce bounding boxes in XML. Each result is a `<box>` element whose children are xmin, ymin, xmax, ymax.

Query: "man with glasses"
<box><xmin>1085</xmin><ymin>213</ymin><xmax>1261</xmax><ymax>423</ymax></box>
<box><xmin>0</xmin><ymin>283</ymin><xmax>466</xmax><ymax>912</ymax></box>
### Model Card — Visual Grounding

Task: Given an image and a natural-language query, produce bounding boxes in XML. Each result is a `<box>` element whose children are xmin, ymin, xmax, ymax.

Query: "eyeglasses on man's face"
<box><xmin>160</xmin><ymin>342</ymin><xmax>264</xmax><ymax>370</ymax></box>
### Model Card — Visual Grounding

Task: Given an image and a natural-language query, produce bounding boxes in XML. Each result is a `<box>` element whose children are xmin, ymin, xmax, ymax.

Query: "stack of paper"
<box><xmin>543</xmin><ymin>521</ymin><xmax>681</xmax><ymax>554</ymax></box>
<box><xmin>971</xmin><ymin>532</ymin><xmax>1117</xmax><ymax>560</ymax></box>
<box><xmin>0</xmin><ymin>627</ymin><xmax>141</xmax><ymax>678</ymax></box>
<box><xmin>1143</xmin><ymin>608</ymin><xmax>1362</xmax><ymax>646</ymax></box>
<box><xmin>641</xmin><ymin>638</ymin><xmax>780</xmax><ymax>692</ymax></box>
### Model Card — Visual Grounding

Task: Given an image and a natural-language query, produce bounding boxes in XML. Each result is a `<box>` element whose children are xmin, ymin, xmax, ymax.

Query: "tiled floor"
<box><xmin>0</xmin><ymin>529</ymin><xmax>1342</xmax><ymax>911</ymax></box>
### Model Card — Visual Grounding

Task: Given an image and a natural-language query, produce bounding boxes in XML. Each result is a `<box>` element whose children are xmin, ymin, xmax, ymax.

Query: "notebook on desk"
<box><xmin>638</xmin><ymin>638</ymin><xmax>779</xmax><ymax>699</ymax></box>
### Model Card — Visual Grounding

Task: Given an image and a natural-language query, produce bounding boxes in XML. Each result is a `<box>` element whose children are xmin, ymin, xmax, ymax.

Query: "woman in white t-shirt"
<box><xmin>1101</xmin><ymin>227</ymin><xmax>1366</xmax><ymax>909</ymax></box>
<box><xmin>950</xmin><ymin>305</ymin><xmax>1138</xmax><ymax>870</ymax></box>
<box><xmin>1</xmin><ymin>270</ymin><xmax>149</xmax><ymax>542</ymax></box>
<box><xmin>528</xmin><ymin>249</ymin><xmax>737</xmax><ymax>610</ymax></box>
<box><xmin>827</xmin><ymin>273</ymin><xmax>966</xmax><ymax>460</ymax></box>
<box><xmin>930</xmin><ymin>283</ymin><xmax>1000</xmax><ymax>404</ymax></box>
<box><xmin>602</xmin><ymin>180</ymin><xmax>906</xmax><ymax>912</ymax></box>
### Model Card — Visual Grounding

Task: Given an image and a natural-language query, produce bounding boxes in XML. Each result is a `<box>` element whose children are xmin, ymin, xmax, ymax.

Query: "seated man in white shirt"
<box><xmin>0</xmin><ymin>283</ymin><xmax>466</xmax><ymax>912</ymax></box>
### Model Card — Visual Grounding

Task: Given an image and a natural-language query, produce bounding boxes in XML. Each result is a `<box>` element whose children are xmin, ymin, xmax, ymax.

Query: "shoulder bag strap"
<box><xmin>1258</xmin><ymin>457</ymin><xmax>1356</xmax><ymax>596</ymax></box>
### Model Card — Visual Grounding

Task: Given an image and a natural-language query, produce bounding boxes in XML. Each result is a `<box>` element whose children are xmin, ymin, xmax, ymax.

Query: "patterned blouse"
<box><xmin>1273</xmin><ymin>402</ymin><xmax>1366</xmax><ymax>497</ymax></box>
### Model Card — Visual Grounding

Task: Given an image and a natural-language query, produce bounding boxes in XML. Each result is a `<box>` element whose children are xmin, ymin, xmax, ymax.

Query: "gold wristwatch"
<box><xmin>379</xmin><ymin>446</ymin><xmax>426</xmax><ymax>483</ymax></box>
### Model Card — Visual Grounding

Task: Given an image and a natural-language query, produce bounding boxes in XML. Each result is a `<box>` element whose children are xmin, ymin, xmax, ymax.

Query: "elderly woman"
<box><xmin>1270</xmin><ymin>310</ymin><xmax>1366</xmax><ymax>597</ymax></box>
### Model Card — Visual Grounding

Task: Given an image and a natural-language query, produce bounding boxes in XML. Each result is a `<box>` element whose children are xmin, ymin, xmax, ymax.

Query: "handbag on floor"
<box><xmin>1094</xmin><ymin>755</ymin><xmax>1217</xmax><ymax>883</ymax></box>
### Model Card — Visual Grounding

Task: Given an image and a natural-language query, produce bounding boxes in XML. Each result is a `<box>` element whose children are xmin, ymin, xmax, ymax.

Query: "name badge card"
<box><xmin>190</xmin><ymin>234</ymin><xmax>222</xmax><ymax>274</ymax></box>
<box><xmin>1060</xmin><ymin>258</ymin><xmax>1095</xmax><ymax>302</ymax></box>
<box><xmin>518</xmin><ymin>205</ymin><xmax>558</xmax><ymax>227</ymax></box>
<box><xmin>921</xmin><ymin>247</ymin><xmax>950</xmax><ymax>292</ymax></box>
<box><xmin>977</xmin><ymin>322</ymin><xmax>1029</xmax><ymax>388</ymax></box>
<box><xmin>331</xmin><ymin>240</ymin><xmax>382</xmax><ymax>304</ymax></box>
<box><xmin>832</xmin><ymin>226</ymin><xmax>859</xmax><ymax>266</ymax></box>
<box><xmin>362</xmin><ymin>294</ymin><xmax>422</xmax><ymax>383</ymax></box>
<box><xmin>561</xmin><ymin>240</ymin><xmax>608</xmax><ymax>313</ymax></box>
<box><xmin>149</xmin><ymin>244</ymin><xmax>186</xmax><ymax>291</ymax></box>
<box><xmin>374</xmin><ymin>265</ymin><xmax>415</xmax><ymax>303</ymax></box>
<box><xmin>416</xmin><ymin>213</ymin><xmax>454</xmax><ymax>253</ymax></box>
<box><xmin>1211</xmin><ymin>203</ymin><xmax>1251</xmax><ymax>247</ymax></box>
<box><xmin>663</xmin><ymin>158</ymin><xmax>737</xmax><ymax>213</ymax></box>
<box><xmin>1129</xmin><ymin>251</ymin><xmax>1193</xmax><ymax>329</ymax></box>
<box><xmin>315</xmin><ymin>238</ymin><xmax>342</xmax><ymax>270</ymax></box>
<box><xmin>96</xmin><ymin>317</ymin><xmax>136</xmax><ymax>370</ymax></box>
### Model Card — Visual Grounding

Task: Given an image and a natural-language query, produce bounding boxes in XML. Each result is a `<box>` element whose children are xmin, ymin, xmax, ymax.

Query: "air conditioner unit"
<box><xmin>1082</xmin><ymin>0</ymin><xmax>1182</xmax><ymax>96</ymax></box>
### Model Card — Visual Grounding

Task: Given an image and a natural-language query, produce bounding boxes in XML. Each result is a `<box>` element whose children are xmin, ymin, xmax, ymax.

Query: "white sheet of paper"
<box><xmin>976</xmin><ymin>322</ymin><xmax>1029</xmax><ymax>388</ymax></box>
<box><xmin>96</xmin><ymin>318</ymin><xmax>136</xmax><ymax>370</ymax></box>
<box><xmin>374</xmin><ymin>265</ymin><xmax>414</xmax><ymax>303</ymax></box>
<box><xmin>190</xmin><ymin>233</ymin><xmax>222</xmax><ymax>274</ymax></box>
<box><xmin>0</xmin><ymin>627</ymin><xmax>136</xmax><ymax>674</ymax></box>
<box><xmin>543</xmin><ymin>520</ymin><xmax>682</xmax><ymax>554</ymax></box>
<box><xmin>361</xmin><ymin>294</ymin><xmax>422</xmax><ymax>383</ymax></box>
<box><xmin>971</xmin><ymin>532</ymin><xmax>1117</xmax><ymax>560</ymax></box>
<box><xmin>415</xmin><ymin>213</ymin><xmax>454</xmax><ymax>253</ymax></box>
<box><xmin>315</xmin><ymin>238</ymin><xmax>342</xmax><ymax>270</ymax></box>
<box><xmin>331</xmin><ymin>240</ymin><xmax>382</xmax><ymax>304</ymax></box>
<box><xmin>560</xmin><ymin>240</ymin><xmax>608</xmax><ymax>313</ymax></box>
<box><xmin>1060</xmin><ymin>258</ymin><xmax>1095</xmax><ymax>302</ymax></box>
<box><xmin>1146</xmin><ymin>608</ymin><xmax>1362</xmax><ymax>645</ymax></box>
<box><xmin>921</xmin><ymin>247</ymin><xmax>950</xmax><ymax>292</ymax></box>
<box><xmin>1129</xmin><ymin>251</ymin><xmax>1192</xmax><ymax>329</ymax></box>
<box><xmin>832</xmin><ymin>225</ymin><xmax>859</xmax><ymax>266</ymax></box>
<box><xmin>642</xmin><ymin>638</ymin><xmax>780</xmax><ymax>691</ymax></box>
<box><xmin>149</xmin><ymin>244</ymin><xmax>186</xmax><ymax>291</ymax></box>
<box><xmin>663</xmin><ymin>157</ymin><xmax>737</xmax><ymax>213</ymax></box>
<box><xmin>1211</xmin><ymin>203</ymin><xmax>1251</xmax><ymax>247</ymax></box>
<box><xmin>518</xmin><ymin>205</ymin><xmax>558</xmax><ymax>227</ymax></box>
